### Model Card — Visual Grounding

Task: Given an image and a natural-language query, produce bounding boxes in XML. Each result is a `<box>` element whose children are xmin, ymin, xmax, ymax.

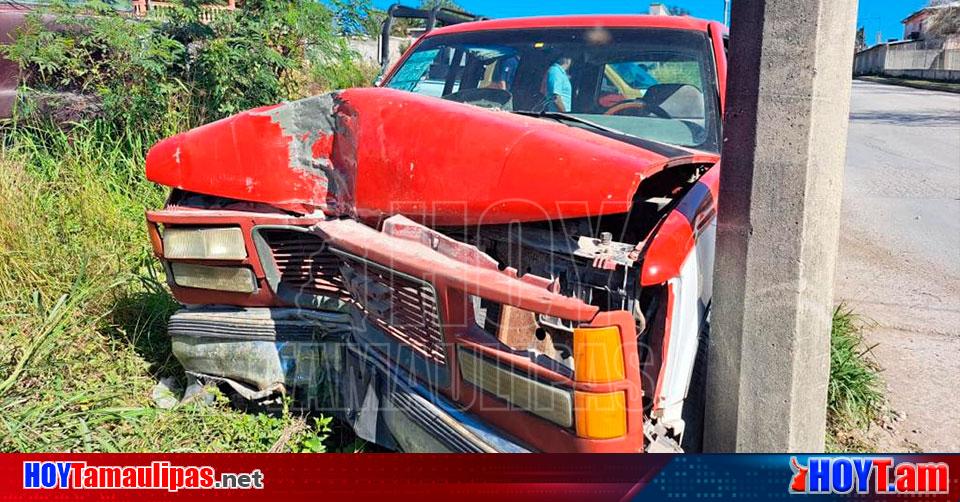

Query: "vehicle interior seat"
<box><xmin>641</xmin><ymin>83</ymin><xmax>704</xmax><ymax>120</ymax></box>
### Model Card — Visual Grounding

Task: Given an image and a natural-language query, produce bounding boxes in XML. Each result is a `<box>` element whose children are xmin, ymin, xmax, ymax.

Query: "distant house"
<box><xmin>902</xmin><ymin>1</ymin><xmax>960</xmax><ymax>40</ymax></box>
<box><xmin>648</xmin><ymin>3</ymin><xmax>669</xmax><ymax>16</ymax></box>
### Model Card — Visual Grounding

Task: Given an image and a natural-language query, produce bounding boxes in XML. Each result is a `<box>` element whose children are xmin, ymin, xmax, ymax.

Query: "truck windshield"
<box><xmin>384</xmin><ymin>27</ymin><xmax>721</xmax><ymax>152</ymax></box>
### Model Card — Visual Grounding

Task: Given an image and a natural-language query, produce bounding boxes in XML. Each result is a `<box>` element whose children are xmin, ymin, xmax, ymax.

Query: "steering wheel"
<box><xmin>604</xmin><ymin>99</ymin><xmax>670</xmax><ymax>118</ymax></box>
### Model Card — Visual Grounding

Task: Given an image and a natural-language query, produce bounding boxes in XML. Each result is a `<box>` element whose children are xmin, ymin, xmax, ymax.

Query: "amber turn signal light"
<box><xmin>573</xmin><ymin>326</ymin><xmax>625</xmax><ymax>383</ymax></box>
<box><xmin>574</xmin><ymin>390</ymin><xmax>627</xmax><ymax>439</ymax></box>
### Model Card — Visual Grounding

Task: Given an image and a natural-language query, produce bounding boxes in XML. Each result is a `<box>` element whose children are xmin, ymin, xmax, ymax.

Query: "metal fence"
<box><xmin>854</xmin><ymin>39</ymin><xmax>960</xmax><ymax>82</ymax></box>
<box><xmin>132</xmin><ymin>0</ymin><xmax>237</xmax><ymax>24</ymax></box>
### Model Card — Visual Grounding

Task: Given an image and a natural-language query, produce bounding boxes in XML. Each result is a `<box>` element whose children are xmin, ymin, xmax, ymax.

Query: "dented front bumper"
<box><xmin>149</xmin><ymin>210</ymin><xmax>647</xmax><ymax>453</ymax></box>
<box><xmin>169</xmin><ymin>306</ymin><xmax>529</xmax><ymax>453</ymax></box>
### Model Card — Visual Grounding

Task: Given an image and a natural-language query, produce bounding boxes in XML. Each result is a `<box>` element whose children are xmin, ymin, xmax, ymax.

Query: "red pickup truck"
<box><xmin>145</xmin><ymin>14</ymin><xmax>727</xmax><ymax>453</ymax></box>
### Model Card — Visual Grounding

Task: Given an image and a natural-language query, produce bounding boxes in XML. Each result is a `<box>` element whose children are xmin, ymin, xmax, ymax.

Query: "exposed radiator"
<box><xmin>340</xmin><ymin>255</ymin><xmax>447</xmax><ymax>365</ymax></box>
<box><xmin>260</xmin><ymin>228</ymin><xmax>447</xmax><ymax>365</ymax></box>
<box><xmin>260</xmin><ymin>229</ymin><xmax>349</xmax><ymax>301</ymax></box>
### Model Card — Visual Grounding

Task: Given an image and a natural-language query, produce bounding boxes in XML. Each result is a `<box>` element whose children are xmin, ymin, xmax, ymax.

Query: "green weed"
<box><xmin>826</xmin><ymin>305</ymin><xmax>886</xmax><ymax>452</ymax></box>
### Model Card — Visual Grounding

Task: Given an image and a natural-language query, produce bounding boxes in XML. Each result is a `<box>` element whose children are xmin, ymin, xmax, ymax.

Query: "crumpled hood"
<box><xmin>146</xmin><ymin>87</ymin><xmax>690</xmax><ymax>224</ymax></box>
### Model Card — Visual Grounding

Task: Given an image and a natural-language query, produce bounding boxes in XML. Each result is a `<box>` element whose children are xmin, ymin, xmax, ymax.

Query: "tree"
<box><xmin>855</xmin><ymin>26</ymin><xmax>866</xmax><ymax>52</ymax></box>
<box><xmin>667</xmin><ymin>5</ymin><xmax>690</xmax><ymax>16</ymax></box>
<box><xmin>332</xmin><ymin>0</ymin><xmax>383</xmax><ymax>37</ymax></box>
<box><xmin>926</xmin><ymin>0</ymin><xmax>960</xmax><ymax>38</ymax></box>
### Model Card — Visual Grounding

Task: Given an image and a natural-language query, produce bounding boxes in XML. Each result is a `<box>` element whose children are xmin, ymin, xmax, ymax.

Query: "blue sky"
<box><xmin>372</xmin><ymin>0</ymin><xmax>928</xmax><ymax>45</ymax></box>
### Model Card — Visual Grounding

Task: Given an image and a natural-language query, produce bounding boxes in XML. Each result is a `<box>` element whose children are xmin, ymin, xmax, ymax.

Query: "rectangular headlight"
<box><xmin>458</xmin><ymin>348</ymin><xmax>573</xmax><ymax>428</ymax></box>
<box><xmin>163</xmin><ymin>227</ymin><xmax>247</xmax><ymax>260</ymax></box>
<box><xmin>170</xmin><ymin>263</ymin><xmax>255</xmax><ymax>293</ymax></box>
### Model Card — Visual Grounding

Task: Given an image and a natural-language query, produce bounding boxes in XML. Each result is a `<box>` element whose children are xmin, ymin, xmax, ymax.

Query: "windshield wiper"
<box><xmin>511</xmin><ymin>110</ymin><xmax>696</xmax><ymax>158</ymax></box>
<box><xmin>511</xmin><ymin>110</ymin><xmax>622</xmax><ymax>135</ymax></box>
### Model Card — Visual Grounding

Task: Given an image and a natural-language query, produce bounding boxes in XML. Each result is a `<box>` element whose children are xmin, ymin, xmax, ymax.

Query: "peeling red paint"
<box><xmin>145</xmin><ymin>103</ymin><xmax>326</xmax><ymax>214</ymax></box>
<box><xmin>311</xmin><ymin>134</ymin><xmax>335</xmax><ymax>159</ymax></box>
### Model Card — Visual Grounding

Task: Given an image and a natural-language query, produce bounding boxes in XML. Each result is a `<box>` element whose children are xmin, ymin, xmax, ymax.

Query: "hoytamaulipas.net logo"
<box><xmin>23</xmin><ymin>461</ymin><xmax>264</xmax><ymax>492</ymax></box>
<box><xmin>790</xmin><ymin>456</ymin><xmax>949</xmax><ymax>495</ymax></box>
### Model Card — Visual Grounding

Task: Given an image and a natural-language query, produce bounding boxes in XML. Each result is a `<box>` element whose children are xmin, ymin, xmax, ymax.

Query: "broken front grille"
<box><xmin>260</xmin><ymin>229</ymin><xmax>349</xmax><ymax>301</ymax></box>
<box><xmin>259</xmin><ymin>228</ymin><xmax>447</xmax><ymax>365</ymax></box>
<box><xmin>338</xmin><ymin>254</ymin><xmax>447</xmax><ymax>365</ymax></box>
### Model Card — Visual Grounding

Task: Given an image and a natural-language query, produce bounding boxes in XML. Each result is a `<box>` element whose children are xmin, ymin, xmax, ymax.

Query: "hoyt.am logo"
<box><xmin>790</xmin><ymin>457</ymin><xmax>949</xmax><ymax>495</ymax></box>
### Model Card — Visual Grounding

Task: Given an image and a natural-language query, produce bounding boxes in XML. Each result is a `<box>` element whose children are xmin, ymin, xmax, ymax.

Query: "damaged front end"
<box><xmin>146</xmin><ymin>87</ymin><xmax>720</xmax><ymax>453</ymax></box>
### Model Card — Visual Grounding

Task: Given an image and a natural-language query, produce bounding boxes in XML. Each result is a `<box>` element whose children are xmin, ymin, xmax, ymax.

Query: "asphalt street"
<box><xmin>836</xmin><ymin>80</ymin><xmax>960</xmax><ymax>451</ymax></box>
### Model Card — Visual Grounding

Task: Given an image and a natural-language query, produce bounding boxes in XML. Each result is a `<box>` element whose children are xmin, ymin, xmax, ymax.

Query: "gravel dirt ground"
<box><xmin>836</xmin><ymin>80</ymin><xmax>960</xmax><ymax>452</ymax></box>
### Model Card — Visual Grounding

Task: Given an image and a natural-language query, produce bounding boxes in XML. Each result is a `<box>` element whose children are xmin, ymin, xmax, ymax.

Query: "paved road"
<box><xmin>837</xmin><ymin>80</ymin><xmax>960</xmax><ymax>452</ymax></box>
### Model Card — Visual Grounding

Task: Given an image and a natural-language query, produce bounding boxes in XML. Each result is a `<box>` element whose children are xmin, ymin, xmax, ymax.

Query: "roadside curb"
<box><xmin>856</xmin><ymin>76</ymin><xmax>960</xmax><ymax>94</ymax></box>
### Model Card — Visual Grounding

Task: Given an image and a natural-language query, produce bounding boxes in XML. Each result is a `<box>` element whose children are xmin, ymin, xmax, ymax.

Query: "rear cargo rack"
<box><xmin>379</xmin><ymin>2</ymin><xmax>488</xmax><ymax>67</ymax></box>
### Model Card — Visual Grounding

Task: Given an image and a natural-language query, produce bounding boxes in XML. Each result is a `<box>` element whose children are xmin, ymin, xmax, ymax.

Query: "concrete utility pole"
<box><xmin>704</xmin><ymin>0</ymin><xmax>859</xmax><ymax>452</ymax></box>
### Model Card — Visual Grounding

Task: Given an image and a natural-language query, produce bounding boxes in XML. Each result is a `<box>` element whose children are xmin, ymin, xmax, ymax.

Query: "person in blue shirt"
<box><xmin>545</xmin><ymin>56</ymin><xmax>573</xmax><ymax>112</ymax></box>
<box><xmin>611</xmin><ymin>62</ymin><xmax>659</xmax><ymax>90</ymax></box>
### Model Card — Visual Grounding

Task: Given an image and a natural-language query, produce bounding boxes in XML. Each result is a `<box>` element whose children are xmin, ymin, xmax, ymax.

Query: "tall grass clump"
<box><xmin>826</xmin><ymin>305</ymin><xmax>886</xmax><ymax>452</ymax></box>
<box><xmin>0</xmin><ymin>0</ymin><xmax>376</xmax><ymax>452</ymax></box>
